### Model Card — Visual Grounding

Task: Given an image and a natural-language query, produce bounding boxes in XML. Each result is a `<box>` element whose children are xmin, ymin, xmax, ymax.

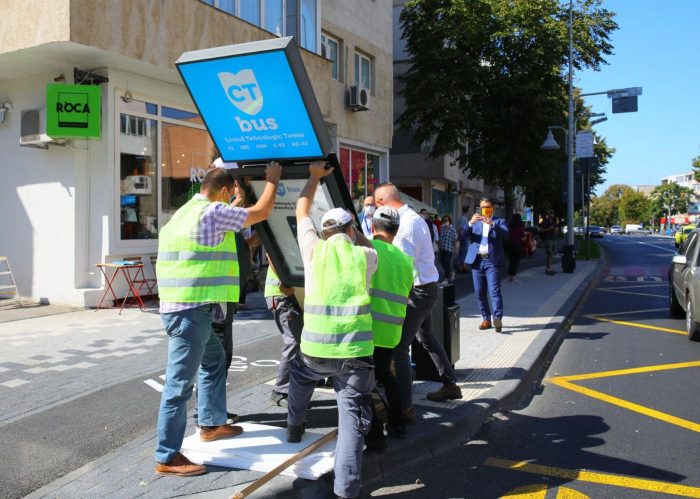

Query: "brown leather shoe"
<box><xmin>155</xmin><ymin>452</ymin><xmax>206</xmax><ymax>477</ymax></box>
<box><xmin>403</xmin><ymin>406</ymin><xmax>417</xmax><ymax>425</ymax></box>
<box><xmin>493</xmin><ymin>317</ymin><xmax>503</xmax><ymax>332</ymax></box>
<box><xmin>427</xmin><ymin>383</ymin><xmax>463</xmax><ymax>402</ymax></box>
<box><xmin>200</xmin><ymin>424</ymin><xmax>244</xmax><ymax>442</ymax></box>
<box><xmin>478</xmin><ymin>320</ymin><xmax>492</xmax><ymax>330</ymax></box>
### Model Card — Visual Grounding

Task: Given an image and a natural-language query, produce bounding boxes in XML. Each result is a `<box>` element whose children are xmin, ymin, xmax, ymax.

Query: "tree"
<box><xmin>589</xmin><ymin>183</ymin><xmax>633</xmax><ymax>227</ymax></box>
<box><xmin>649</xmin><ymin>182</ymin><xmax>695</xmax><ymax>224</ymax></box>
<box><xmin>397</xmin><ymin>0</ymin><xmax>618</xmax><ymax>215</ymax></box>
<box><xmin>618</xmin><ymin>190</ymin><xmax>650</xmax><ymax>225</ymax></box>
<box><xmin>692</xmin><ymin>155</ymin><xmax>700</xmax><ymax>182</ymax></box>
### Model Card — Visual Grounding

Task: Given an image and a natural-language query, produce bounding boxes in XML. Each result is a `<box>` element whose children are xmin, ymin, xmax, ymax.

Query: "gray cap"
<box><xmin>372</xmin><ymin>206</ymin><xmax>400</xmax><ymax>225</ymax></box>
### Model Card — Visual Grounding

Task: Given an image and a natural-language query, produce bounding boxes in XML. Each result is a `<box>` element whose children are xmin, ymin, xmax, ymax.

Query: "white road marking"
<box><xmin>144</xmin><ymin>379</ymin><xmax>164</xmax><ymax>392</ymax></box>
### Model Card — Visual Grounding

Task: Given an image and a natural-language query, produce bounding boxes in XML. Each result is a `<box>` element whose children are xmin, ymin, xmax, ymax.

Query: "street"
<box><xmin>367</xmin><ymin>235</ymin><xmax>700</xmax><ymax>498</ymax></box>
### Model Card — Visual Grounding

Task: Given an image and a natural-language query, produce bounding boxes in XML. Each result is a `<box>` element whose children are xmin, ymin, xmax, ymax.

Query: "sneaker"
<box><xmin>403</xmin><ymin>406</ymin><xmax>417</xmax><ymax>425</ymax></box>
<box><xmin>386</xmin><ymin>423</ymin><xmax>408</xmax><ymax>439</ymax></box>
<box><xmin>287</xmin><ymin>423</ymin><xmax>305</xmax><ymax>443</ymax></box>
<box><xmin>271</xmin><ymin>391</ymin><xmax>288</xmax><ymax>407</ymax></box>
<box><xmin>199</xmin><ymin>424</ymin><xmax>243</xmax><ymax>442</ymax></box>
<box><xmin>226</xmin><ymin>412</ymin><xmax>240</xmax><ymax>424</ymax></box>
<box><xmin>493</xmin><ymin>317</ymin><xmax>503</xmax><ymax>333</ymax></box>
<box><xmin>426</xmin><ymin>383</ymin><xmax>462</xmax><ymax>402</ymax></box>
<box><xmin>155</xmin><ymin>452</ymin><xmax>207</xmax><ymax>477</ymax></box>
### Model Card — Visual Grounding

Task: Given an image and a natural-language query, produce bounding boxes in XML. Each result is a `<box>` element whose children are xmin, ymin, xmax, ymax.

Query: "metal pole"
<box><xmin>566</xmin><ymin>0</ymin><xmax>575</xmax><ymax>248</ymax></box>
<box><xmin>585</xmin><ymin>161</ymin><xmax>590</xmax><ymax>259</ymax></box>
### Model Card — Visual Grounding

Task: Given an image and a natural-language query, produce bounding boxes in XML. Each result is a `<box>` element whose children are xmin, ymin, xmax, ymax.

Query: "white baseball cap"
<box><xmin>321</xmin><ymin>208</ymin><xmax>354</xmax><ymax>229</ymax></box>
<box><xmin>372</xmin><ymin>206</ymin><xmax>400</xmax><ymax>225</ymax></box>
<box><xmin>213</xmin><ymin>157</ymin><xmax>239</xmax><ymax>169</ymax></box>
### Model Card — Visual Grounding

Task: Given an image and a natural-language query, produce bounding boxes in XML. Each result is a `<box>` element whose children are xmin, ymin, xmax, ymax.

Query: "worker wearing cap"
<box><xmin>154</xmin><ymin>162</ymin><xmax>281</xmax><ymax>477</ymax></box>
<box><xmin>287</xmin><ymin>161</ymin><xmax>377</xmax><ymax>499</ymax></box>
<box><xmin>361</xmin><ymin>206</ymin><xmax>414</xmax><ymax>450</ymax></box>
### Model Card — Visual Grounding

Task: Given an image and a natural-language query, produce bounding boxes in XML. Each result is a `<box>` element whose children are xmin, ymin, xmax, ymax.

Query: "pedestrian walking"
<box><xmin>439</xmin><ymin>215</ymin><xmax>457</xmax><ymax>283</ymax></box>
<box><xmin>374</xmin><ymin>183</ymin><xmax>461</xmax><ymax>417</ymax></box>
<box><xmin>457</xmin><ymin>206</ymin><xmax>470</xmax><ymax>272</ymax></box>
<box><xmin>287</xmin><ymin>161</ymin><xmax>377</xmax><ymax>499</ymax></box>
<box><xmin>539</xmin><ymin>210</ymin><xmax>558</xmax><ymax>275</ymax></box>
<box><xmin>360</xmin><ymin>206</ymin><xmax>414</xmax><ymax>450</ymax></box>
<box><xmin>506</xmin><ymin>213</ymin><xmax>526</xmax><ymax>283</ymax></box>
<box><xmin>154</xmin><ymin>162</ymin><xmax>281</xmax><ymax>477</ymax></box>
<box><xmin>266</xmin><ymin>261</ymin><xmax>303</xmax><ymax>407</ymax></box>
<box><xmin>464</xmin><ymin>197</ymin><xmax>509</xmax><ymax>332</ymax></box>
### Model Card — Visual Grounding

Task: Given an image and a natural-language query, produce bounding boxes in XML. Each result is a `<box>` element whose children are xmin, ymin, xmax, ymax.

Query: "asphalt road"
<box><xmin>366</xmin><ymin>235</ymin><xmax>700</xmax><ymax>498</ymax></box>
<box><xmin>1</xmin><ymin>249</ymin><xmax>549</xmax><ymax>497</ymax></box>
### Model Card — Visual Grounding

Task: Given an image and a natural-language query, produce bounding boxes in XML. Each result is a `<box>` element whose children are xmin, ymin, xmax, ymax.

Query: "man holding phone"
<box><xmin>464</xmin><ymin>197</ymin><xmax>509</xmax><ymax>332</ymax></box>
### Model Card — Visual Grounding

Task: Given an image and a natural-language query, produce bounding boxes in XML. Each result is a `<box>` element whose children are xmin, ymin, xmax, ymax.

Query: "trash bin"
<box><xmin>413</xmin><ymin>283</ymin><xmax>460</xmax><ymax>382</ymax></box>
<box><xmin>561</xmin><ymin>244</ymin><xmax>576</xmax><ymax>273</ymax></box>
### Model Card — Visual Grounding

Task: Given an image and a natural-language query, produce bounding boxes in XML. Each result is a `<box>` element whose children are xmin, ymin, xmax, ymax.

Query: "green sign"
<box><xmin>46</xmin><ymin>84</ymin><xmax>101</xmax><ymax>138</ymax></box>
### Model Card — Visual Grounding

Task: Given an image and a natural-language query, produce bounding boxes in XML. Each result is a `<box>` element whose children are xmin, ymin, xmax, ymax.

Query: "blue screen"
<box><xmin>178</xmin><ymin>50</ymin><xmax>322</xmax><ymax>162</ymax></box>
<box><xmin>121</xmin><ymin>194</ymin><xmax>137</xmax><ymax>206</ymax></box>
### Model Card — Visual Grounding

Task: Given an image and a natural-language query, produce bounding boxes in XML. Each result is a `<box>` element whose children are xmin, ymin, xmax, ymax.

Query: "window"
<box><xmin>117</xmin><ymin>97</ymin><xmax>216</xmax><ymax>242</ymax></box>
<box><xmin>354</xmin><ymin>52</ymin><xmax>372</xmax><ymax>91</ymax></box>
<box><xmin>264</xmin><ymin>0</ymin><xmax>283</xmax><ymax>36</ymax></box>
<box><xmin>321</xmin><ymin>33</ymin><xmax>339</xmax><ymax>80</ymax></box>
<box><xmin>240</xmin><ymin>0</ymin><xmax>261</xmax><ymax>24</ymax></box>
<box><xmin>340</xmin><ymin>147</ymin><xmax>378</xmax><ymax>208</ymax></box>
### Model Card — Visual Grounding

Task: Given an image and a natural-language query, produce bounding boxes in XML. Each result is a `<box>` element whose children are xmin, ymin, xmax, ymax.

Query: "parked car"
<box><xmin>587</xmin><ymin>225</ymin><xmax>605</xmax><ymax>238</ymax></box>
<box><xmin>625</xmin><ymin>223</ymin><xmax>652</xmax><ymax>235</ymax></box>
<box><xmin>669</xmin><ymin>228</ymin><xmax>700</xmax><ymax>341</ymax></box>
<box><xmin>675</xmin><ymin>225</ymin><xmax>696</xmax><ymax>248</ymax></box>
<box><xmin>609</xmin><ymin>225</ymin><xmax>622</xmax><ymax>234</ymax></box>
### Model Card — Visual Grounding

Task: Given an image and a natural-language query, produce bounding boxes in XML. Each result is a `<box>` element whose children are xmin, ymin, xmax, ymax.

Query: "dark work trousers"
<box><xmin>266</xmin><ymin>295</ymin><xmax>303</xmax><ymax>395</ymax></box>
<box><xmin>507</xmin><ymin>244</ymin><xmax>523</xmax><ymax>278</ymax></box>
<box><xmin>440</xmin><ymin>249</ymin><xmax>453</xmax><ymax>279</ymax></box>
<box><xmin>367</xmin><ymin>346</ymin><xmax>404</xmax><ymax>441</ymax></box>
<box><xmin>395</xmin><ymin>282</ymin><xmax>457</xmax><ymax>411</ymax></box>
<box><xmin>287</xmin><ymin>354</ymin><xmax>374</xmax><ymax>499</ymax></box>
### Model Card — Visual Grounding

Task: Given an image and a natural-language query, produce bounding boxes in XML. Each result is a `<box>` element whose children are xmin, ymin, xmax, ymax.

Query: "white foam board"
<box><xmin>180</xmin><ymin>422</ymin><xmax>335</xmax><ymax>480</ymax></box>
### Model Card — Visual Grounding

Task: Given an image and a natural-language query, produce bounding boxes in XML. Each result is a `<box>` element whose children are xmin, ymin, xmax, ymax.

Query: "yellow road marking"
<box><xmin>585</xmin><ymin>307</ymin><xmax>667</xmax><ymax>317</ymax></box>
<box><xmin>485</xmin><ymin>458</ymin><xmax>700</xmax><ymax>497</ymax></box>
<box><xmin>585</xmin><ymin>315</ymin><xmax>686</xmax><ymax>335</ymax></box>
<box><xmin>500</xmin><ymin>484</ymin><xmax>548</xmax><ymax>498</ymax></box>
<box><xmin>598</xmin><ymin>288</ymin><xmax>665</xmax><ymax>298</ymax></box>
<box><xmin>547</xmin><ymin>361</ymin><xmax>700</xmax><ymax>434</ymax></box>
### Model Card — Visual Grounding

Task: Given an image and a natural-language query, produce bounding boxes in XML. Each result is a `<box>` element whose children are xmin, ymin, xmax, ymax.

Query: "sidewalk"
<box><xmin>21</xmin><ymin>257</ymin><xmax>600</xmax><ymax>499</ymax></box>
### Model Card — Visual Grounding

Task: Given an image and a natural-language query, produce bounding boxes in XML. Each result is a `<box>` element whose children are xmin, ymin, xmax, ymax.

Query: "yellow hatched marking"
<box><xmin>486</xmin><ymin>458</ymin><xmax>700</xmax><ymax>497</ymax></box>
<box><xmin>500</xmin><ymin>484</ymin><xmax>548</xmax><ymax>498</ymax></box>
<box><xmin>585</xmin><ymin>315</ymin><xmax>686</xmax><ymax>335</ymax></box>
<box><xmin>586</xmin><ymin>307</ymin><xmax>667</xmax><ymax>317</ymax></box>
<box><xmin>547</xmin><ymin>361</ymin><xmax>700</xmax><ymax>434</ymax></box>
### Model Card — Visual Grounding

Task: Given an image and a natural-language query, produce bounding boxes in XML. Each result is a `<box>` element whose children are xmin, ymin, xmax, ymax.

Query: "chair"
<box><xmin>150</xmin><ymin>255</ymin><xmax>159</xmax><ymax>305</ymax></box>
<box><xmin>123</xmin><ymin>255</ymin><xmax>158</xmax><ymax>303</ymax></box>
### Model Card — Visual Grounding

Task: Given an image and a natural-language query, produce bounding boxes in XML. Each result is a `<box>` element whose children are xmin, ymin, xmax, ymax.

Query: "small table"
<box><xmin>96</xmin><ymin>262</ymin><xmax>146</xmax><ymax>314</ymax></box>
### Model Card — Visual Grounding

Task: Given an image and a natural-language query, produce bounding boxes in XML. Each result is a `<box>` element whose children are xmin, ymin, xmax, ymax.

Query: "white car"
<box><xmin>610</xmin><ymin>225</ymin><xmax>622</xmax><ymax>234</ymax></box>
<box><xmin>625</xmin><ymin>224</ymin><xmax>651</xmax><ymax>235</ymax></box>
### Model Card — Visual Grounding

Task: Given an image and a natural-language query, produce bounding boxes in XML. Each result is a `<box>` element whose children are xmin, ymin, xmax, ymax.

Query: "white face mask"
<box><xmin>365</xmin><ymin>205</ymin><xmax>376</xmax><ymax>216</ymax></box>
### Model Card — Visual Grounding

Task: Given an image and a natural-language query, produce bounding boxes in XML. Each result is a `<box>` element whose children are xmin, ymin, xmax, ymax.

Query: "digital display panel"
<box><xmin>176</xmin><ymin>38</ymin><xmax>330</xmax><ymax>163</ymax></box>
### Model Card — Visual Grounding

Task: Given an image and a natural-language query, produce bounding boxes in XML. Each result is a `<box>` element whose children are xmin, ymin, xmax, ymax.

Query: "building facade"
<box><xmin>0</xmin><ymin>0</ymin><xmax>393</xmax><ymax>306</ymax></box>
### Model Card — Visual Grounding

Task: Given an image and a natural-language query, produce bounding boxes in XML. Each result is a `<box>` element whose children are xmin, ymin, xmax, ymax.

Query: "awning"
<box><xmin>398</xmin><ymin>192</ymin><xmax>438</xmax><ymax>215</ymax></box>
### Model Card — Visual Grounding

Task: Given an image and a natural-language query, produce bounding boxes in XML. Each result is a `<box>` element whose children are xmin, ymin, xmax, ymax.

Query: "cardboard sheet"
<box><xmin>180</xmin><ymin>422</ymin><xmax>336</xmax><ymax>480</ymax></box>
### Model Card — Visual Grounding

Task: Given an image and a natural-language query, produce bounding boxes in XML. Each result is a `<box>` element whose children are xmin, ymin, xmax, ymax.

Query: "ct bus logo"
<box><xmin>277</xmin><ymin>182</ymin><xmax>287</xmax><ymax>197</ymax></box>
<box><xmin>218</xmin><ymin>70</ymin><xmax>263</xmax><ymax>116</ymax></box>
<box><xmin>218</xmin><ymin>69</ymin><xmax>279</xmax><ymax>132</ymax></box>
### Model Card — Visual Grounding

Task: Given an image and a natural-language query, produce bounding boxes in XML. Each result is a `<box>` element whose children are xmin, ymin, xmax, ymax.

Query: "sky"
<box><xmin>575</xmin><ymin>0</ymin><xmax>700</xmax><ymax>195</ymax></box>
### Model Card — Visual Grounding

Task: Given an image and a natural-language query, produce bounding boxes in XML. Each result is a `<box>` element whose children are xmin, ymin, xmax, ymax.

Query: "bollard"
<box><xmin>561</xmin><ymin>244</ymin><xmax>576</xmax><ymax>273</ymax></box>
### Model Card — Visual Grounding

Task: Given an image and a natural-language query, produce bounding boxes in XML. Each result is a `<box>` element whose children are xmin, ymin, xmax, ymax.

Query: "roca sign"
<box><xmin>46</xmin><ymin>83</ymin><xmax>101</xmax><ymax>138</ymax></box>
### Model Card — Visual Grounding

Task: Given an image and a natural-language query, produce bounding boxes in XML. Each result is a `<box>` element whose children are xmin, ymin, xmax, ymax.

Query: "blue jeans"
<box><xmin>471</xmin><ymin>256</ymin><xmax>504</xmax><ymax>320</ymax></box>
<box><xmin>288</xmin><ymin>353</ymin><xmax>374</xmax><ymax>499</ymax></box>
<box><xmin>155</xmin><ymin>304</ymin><xmax>228</xmax><ymax>463</ymax></box>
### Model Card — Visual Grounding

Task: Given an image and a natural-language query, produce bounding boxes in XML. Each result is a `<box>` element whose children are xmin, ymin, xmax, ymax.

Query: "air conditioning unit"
<box><xmin>20</xmin><ymin>108</ymin><xmax>63</xmax><ymax>148</ymax></box>
<box><xmin>348</xmin><ymin>85</ymin><xmax>370</xmax><ymax>111</ymax></box>
<box><xmin>123</xmin><ymin>175</ymin><xmax>152</xmax><ymax>195</ymax></box>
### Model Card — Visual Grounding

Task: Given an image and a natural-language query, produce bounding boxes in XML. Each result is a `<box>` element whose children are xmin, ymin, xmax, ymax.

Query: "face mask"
<box><xmin>365</xmin><ymin>205</ymin><xmax>376</xmax><ymax>216</ymax></box>
<box><xmin>481</xmin><ymin>207</ymin><xmax>494</xmax><ymax>218</ymax></box>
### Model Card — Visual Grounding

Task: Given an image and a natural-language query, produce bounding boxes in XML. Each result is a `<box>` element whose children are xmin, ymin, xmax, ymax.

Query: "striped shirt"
<box><xmin>159</xmin><ymin>194</ymin><xmax>248</xmax><ymax>321</ymax></box>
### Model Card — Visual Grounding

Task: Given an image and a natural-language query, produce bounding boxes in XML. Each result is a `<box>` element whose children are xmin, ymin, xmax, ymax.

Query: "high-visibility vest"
<box><xmin>301</xmin><ymin>238</ymin><xmax>373</xmax><ymax>358</ymax></box>
<box><xmin>369</xmin><ymin>239</ymin><xmax>414</xmax><ymax>348</ymax></box>
<box><xmin>264</xmin><ymin>266</ymin><xmax>285</xmax><ymax>298</ymax></box>
<box><xmin>157</xmin><ymin>197</ymin><xmax>239</xmax><ymax>303</ymax></box>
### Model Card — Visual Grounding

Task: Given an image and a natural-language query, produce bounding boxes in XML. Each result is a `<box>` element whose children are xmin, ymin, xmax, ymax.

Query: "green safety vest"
<box><xmin>301</xmin><ymin>237</ymin><xmax>373</xmax><ymax>358</ymax></box>
<box><xmin>370</xmin><ymin>239</ymin><xmax>414</xmax><ymax>348</ymax></box>
<box><xmin>264</xmin><ymin>266</ymin><xmax>285</xmax><ymax>298</ymax></box>
<box><xmin>157</xmin><ymin>197</ymin><xmax>239</xmax><ymax>303</ymax></box>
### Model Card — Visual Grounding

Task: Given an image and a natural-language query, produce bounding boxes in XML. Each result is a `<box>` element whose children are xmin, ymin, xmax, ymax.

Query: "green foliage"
<box><xmin>618</xmin><ymin>189</ymin><xmax>650</xmax><ymax>224</ymax></box>
<box><xmin>575</xmin><ymin>236</ymin><xmax>601</xmax><ymax>260</ymax></box>
<box><xmin>397</xmin><ymin>0</ymin><xmax>618</xmax><ymax>214</ymax></box>
<box><xmin>692</xmin><ymin>155</ymin><xmax>700</xmax><ymax>183</ymax></box>
<box><xmin>649</xmin><ymin>182</ymin><xmax>695</xmax><ymax>220</ymax></box>
<box><xmin>589</xmin><ymin>183</ymin><xmax>633</xmax><ymax>226</ymax></box>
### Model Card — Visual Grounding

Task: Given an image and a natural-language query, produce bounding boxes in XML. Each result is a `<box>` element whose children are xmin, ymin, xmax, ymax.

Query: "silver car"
<box><xmin>669</xmin><ymin>228</ymin><xmax>700</xmax><ymax>341</ymax></box>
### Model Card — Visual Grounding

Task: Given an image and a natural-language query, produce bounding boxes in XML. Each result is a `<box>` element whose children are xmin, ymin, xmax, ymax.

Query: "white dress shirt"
<box><xmin>394</xmin><ymin>204</ymin><xmax>438</xmax><ymax>285</ymax></box>
<box><xmin>478</xmin><ymin>223</ymin><xmax>490</xmax><ymax>255</ymax></box>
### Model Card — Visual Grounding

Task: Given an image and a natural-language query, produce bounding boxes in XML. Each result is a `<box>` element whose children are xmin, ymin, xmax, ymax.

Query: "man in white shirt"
<box><xmin>374</xmin><ymin>183</ymin><xmax>461</xmax><ymax>418</ymax></box>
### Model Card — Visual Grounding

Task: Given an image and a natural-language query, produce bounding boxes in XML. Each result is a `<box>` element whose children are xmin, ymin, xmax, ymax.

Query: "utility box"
<box><xmin>413</xmin><ymin>283</ymin><xmax>460</xmax><ymax>382</ymax></box>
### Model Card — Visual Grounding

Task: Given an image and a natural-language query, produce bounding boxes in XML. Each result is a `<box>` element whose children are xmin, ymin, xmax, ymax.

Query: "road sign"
<box><xmin>612</xmin><ymin>96</ymin><xmax>638</xmax><ymax>113</ymax></box>
<box><xmin>576</xmin><ymin>131</ymin><xmax>594</xmax><ymax>158</ymax></box>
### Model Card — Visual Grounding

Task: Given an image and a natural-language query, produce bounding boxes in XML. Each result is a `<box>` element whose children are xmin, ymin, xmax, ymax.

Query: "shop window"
<box><xmin>339</xmin><ymin>147</ymin><xmax>377</xmax><ymax>208</ymax></box>
<box><xmin>321</xmin><ymin>33</ymin><xmax>340</xmax><ymax>80</ymax></box>
<box><xmin>119</xmin><ymin>115</ymin><xmax>158</xmax><ymax>240</ymax></box>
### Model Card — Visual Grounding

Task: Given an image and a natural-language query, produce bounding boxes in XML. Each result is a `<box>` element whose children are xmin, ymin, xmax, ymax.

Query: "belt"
<box><xmin>415</xmin><ymin>281</ymin><xmax>438</xmax><ymax>289</ymax></box>
<box><xmin>479</xmin><ymin>254</ymin><xmax>490</xmax><ymax>259</ymax></box>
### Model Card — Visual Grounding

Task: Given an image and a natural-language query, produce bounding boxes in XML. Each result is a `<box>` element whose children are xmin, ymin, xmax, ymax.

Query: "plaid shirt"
<box><xmin>159</xmin><ymin>194</ymin><xmax>248</xmax><ymax>321</ymax></box>
<box><xmin>439</xmin><ymin>224</ymin><xmax>457</xmax><ymax>252</ymax></box>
